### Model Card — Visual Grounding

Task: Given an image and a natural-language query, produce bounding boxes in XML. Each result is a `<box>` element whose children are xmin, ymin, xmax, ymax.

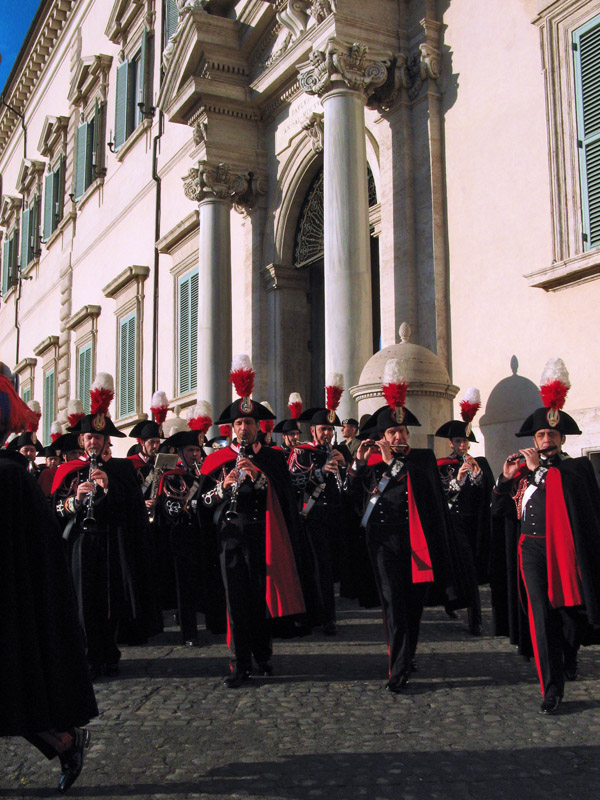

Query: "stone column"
<box><xmin>182</xmin><ymin>162</ymin><xmax>253</xmax><ymax>427</ymax></box>
<box><xmin>299</xmin><ymin>40</ymin><xmax>390</xmax><ymax>419</ymax></box>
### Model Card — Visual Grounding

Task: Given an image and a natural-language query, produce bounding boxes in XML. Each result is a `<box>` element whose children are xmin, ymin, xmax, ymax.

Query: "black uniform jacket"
<box><xmin>0</xmin><ymin>450</ymin><xmax>98</xmax><ymax>735</ymax></box>
<box><xmin>491</xmin><ymin>455</ymin><xmax>600</xmax><ymax>656</ymax></box>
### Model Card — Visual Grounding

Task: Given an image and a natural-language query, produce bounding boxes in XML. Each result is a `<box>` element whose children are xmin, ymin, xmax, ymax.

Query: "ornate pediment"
<box><xmin>0</xmin><ymin>196</ymin><xmax>23</xmax><ymax>228</ymax></box>
<box><xmin>105</xmin><ymin>0</ymin><xmax>152</xmax><ymax>45</ymax></box>
<box><xmin>38</xmin><ymin>116</ymin><xmax>69</xmax><ymax>158</ymax></box>
<box><xmin>68</xmin><ymin>54</ymin><xmax>113</xmax><ymax>106</ymax></box>
<box><xmin>17</xmin><ymin>159</ymin><xmax>46</xmax><ymax>196</ymax></box>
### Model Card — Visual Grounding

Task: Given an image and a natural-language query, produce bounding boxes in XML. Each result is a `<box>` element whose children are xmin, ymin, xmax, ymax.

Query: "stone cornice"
<box><xmin>0</xmin><ymin>196</ymin><xmax>23</xmax><ymax>228</ymax></box>
<box><xmin>14</xmin><ymin>357</ymin><xmax>38</xmax><ymax>375</ymax></box>
<box><xmin>103</xmin><ymin>265</ymin><xmax>150</xmax><ymax>299</ymax></box>
<box><xmin>105</xmin><ymin>0</ymin><xmax>150</xmax><ymax>44</ymax></box>
<box><xmin>33</xmin><ymin>335</ymin><xmax>60</xmax><ymax>358</ymax></box>
<box><xmin>157</xmin><ymin>210</ymin><xmax>200</xmax><ymax>254</ymax></box>
<box><xmin>0</xmin><ymin>0</ymin><xmax>75</xmax><ymax>157</ymax></box>
<box><xmin>17</xmin><ymin>159</ymin><xmax>46</xmax><ymax>196</ymax></box>
<box><xmin>65</xmin><ymin>304</ymin><xmax>102</xmax><ymax>331</ymax></box>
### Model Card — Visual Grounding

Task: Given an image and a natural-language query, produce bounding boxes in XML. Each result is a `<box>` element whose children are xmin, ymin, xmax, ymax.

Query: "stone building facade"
<box><xmin>1</xmin><ymin>0</ymin><xmax>599</xmax><ymax>474</ymax></box>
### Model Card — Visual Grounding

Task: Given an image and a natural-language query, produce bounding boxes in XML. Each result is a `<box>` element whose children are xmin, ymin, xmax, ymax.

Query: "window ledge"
<box><xmin>115</xmin><ymin>119</ymin><xmax>153</xmax><ymax>163</ymax></box>
<box><xmin>22</xmin><ymin>256</ymin><xmax>40</xmax><ymax>278</ymax></box>
<box><xmin>524</xmin><ymin>249</ymin><xmax>600</xmax><ymax>291</ymax></box>
<box><xmin>44</xmin><ymin>211</ymin><xmax>76</xmax><ymax>251</ymax></box>
<box><xmin>115</xmin><ymin>412</ymin><xmax>147</xmax><ymax>432</ymax></box>
<box><xmin>76</xmin><ymin>176</ymin><xmax>105</xmax><ymax>212</ymax></box>
<box><xmin>1</xmin><ymin>284</ymin><xmax>17</xmax><ymax>302</ymax></box>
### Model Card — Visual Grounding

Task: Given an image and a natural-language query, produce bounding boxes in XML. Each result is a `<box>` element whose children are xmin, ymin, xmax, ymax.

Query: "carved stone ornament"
<box><xmin>182</xmin><ymin>162</ymin><xmax>266</xmax><ymax>214</ymax></box>
<box><xmin>302</xmin><ymin>111</ymin><xmax>324</xmax><ymax>153</ymax></box>
<box><xmin>278</xmin><ymin>0</ymin><xmax>311</xmax><ymax>41</ymax></box>
<box><xmin>405</xmin><ymin>43</ymin><xmax>441</xmax><ymax>101</ymax></box>
<box><xmin>162</xmin><ymin>0</ymin><xmax>209</xmax><ymax>71</ymax></box>
<box><xmin>367</xmin><ymin>53</ymin><xmax>410</xmax><ymax>112</ymax></box>
<box><xmin>309</xmin><ymin>0</ymin><xmax>334</xmax><ymax>24</ymax></box>
<box><xmin>298</xmin><ymin>39</ymin><xmax>390</xmax><ymax>99</ymax></box>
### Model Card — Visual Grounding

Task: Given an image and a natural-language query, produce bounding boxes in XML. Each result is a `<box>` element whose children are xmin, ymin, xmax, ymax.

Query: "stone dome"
<box><xmin>351</xmin><ymin>323</ymin><xmax>457</xmax><ymax>399</ymax></box>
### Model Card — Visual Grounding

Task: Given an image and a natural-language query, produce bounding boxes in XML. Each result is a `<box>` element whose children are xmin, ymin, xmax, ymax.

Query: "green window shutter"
<box><xmin>43</xmin><ymin>171</ymin><xmax>55</xmax><ymax>240</ymax></box>
<box><xmin>115</xmin><ymin>61</ymin><xmax>130</xmax><ymax>150</ymax></box>
<box><xmin>2</xmin><ymin>239</ymin><xmax>10</xmax><ymax>294</ymax></box>
<box><xmin>178</xmin><ymin>269</ymin><xmax>198</xmax><ymax>394</ymax></box>
<box><xmin>20</xmin><ymin>207</ymin><xmax>30</xmax><ymax>268</ymax></box>
<box><xmin>119</xmin><ymin>312</ymin><xmax>137</xmax><ymax>416</ymax></box>
<box><xmin>574</xmin><ymin>14</ymin><xmax>600</xmax><ymax>249</ymax></box>
<box><xmin>78</xmin><ymin>344</ymin><xmax>93</xmax><ymax>414</ymax></box>
<box><xmin>74</xmin><ymin>122</ymin><xmax>89</xmax><ymax>200</ymax></box>
<box><xmin>165</xmin><ymin>0</ymin><xmax>179</xmax><ymax>46</ymax></box>
<box><xmin>43</xmin><ymin>369</ymin><xmax>55</xmax><ymax>444</ymax></box>
<box><xmin>139</xmin><ymin>30</ymin><xmax>148</xmax><ymax>108</ymax></box>
<box><xmin>30</xmin><ymin>196</ymin><xmax>40</xmax><ymax>258</ymax></box>
<box><xmin>55</xmin><ymin>156</ymin><xmax>65</xmax><ymax>226</ymax></box>
<box><xmin>22</xmin><ymin>386</ymin><xmax>31</xmax><ymax>405</ymax></box>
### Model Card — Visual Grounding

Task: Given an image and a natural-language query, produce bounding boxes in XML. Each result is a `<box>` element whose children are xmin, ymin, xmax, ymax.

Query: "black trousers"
<box><xmin>170</xmin><ymin>523</ymin><xmax>201</xmax><ymax>642</ymax></box>
<box><xmin>219</xmin><ymin>521</ymin><xmax>272</xmax><ymax>670</ymax></box>
<box><xmin>304</xmin><ymin>505</ymin><xmax>339</xmax><ymax>625</ymax></box>
<box><xmin>451</xmin><ymin>513</ymin><xmax>482</xmax><ymax>629</ymax></box>
<box><xmin>519</xmin><ymin>535</ymin><xmax>581</xmax><ymax>698</ymax></box>
<box><xmin>367</xmin><ymin>523</ymin><xmax>427</xmax><ymax>683</ymax></box>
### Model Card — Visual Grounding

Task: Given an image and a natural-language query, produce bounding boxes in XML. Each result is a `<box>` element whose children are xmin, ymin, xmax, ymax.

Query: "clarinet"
<box><xmin>81</xmin><ymin>449</ymin><xmax>99</xmax><ymax>531</ymax></box>
<box><xmin>225</xmin><ymin>436</ymin><xmax>248</xmax><ymax>522</ymax></box>
<box><xmin>325</xmin><ymin>442</ymin><xmax>343</xmax><ymax>492</ymax></box>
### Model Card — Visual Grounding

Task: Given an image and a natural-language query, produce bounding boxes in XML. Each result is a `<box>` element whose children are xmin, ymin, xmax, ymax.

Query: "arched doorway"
<box><xmin>293</xmin><ymin>165</ymin><xmax>380</xmax><ymax>406</ymax></box>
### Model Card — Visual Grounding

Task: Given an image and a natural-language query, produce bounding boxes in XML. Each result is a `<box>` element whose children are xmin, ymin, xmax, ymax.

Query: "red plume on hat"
<box><xmin>219</xmin><ymin>424</ymin><xmax>232</xmax><ymax>439</ymax></box>
<box><xmin>27</xmin><ymin>400</ymin><xmax>41</xmax><ymax>433</ymax></box>
<box><xmin>229</xmin><ymin>354</ymin><xmax>255</xmax><ymax>398</ymax></box>
<box><xmin>539</xmin><ymin>358</ymin><xmax>570</xmax><ymax>411</ymax></box>
<box><xmin>288</xmin><ymin>392</ymin><xmax>302</xmax><ymax>420</ymax></box>
<box><xmin>460</xmin><ymin>387</ymin><xmax>481</xmax><ymax>424</ymax></box>
<box><xmin>0</xmin><ymin>374</ymin><xmax>40</xmax><ymax>435</ymax></box>
<box><xmin>325</xmin><ymin>373</ymin><xmax>344</xmax><ymax>413</ymax></box>
<box><xmin>382</xmin><ymin>359</ymin><xmax>408</xmax><ymax>411</ymax></box>
<box><xmin>150</xmin><ymin>391</ymin><xmax>169</xmax><ymax>425</ymax></box>
<box><xmin>67</xmin><ymin>399</ymin><xmax>85</xmax><ymax>429</ymax></box>
<box><xmin>186</xmin><ymin>400</ymin><xmax>213</xmax><ymax>434</ymax></box>
<box><xmin>260</xmin><ymin>401</ymin><xmax>275</xmax><ymax>434</ymax></box>
<box><xmin>90</xmin><ymin>373</ymin><xmax>114</xmax><ymax>416</ymax></box>
<box><xmin>50</xmin><ymin>421</ymin><xmax>63</xmax><ymax>443</ymax></box>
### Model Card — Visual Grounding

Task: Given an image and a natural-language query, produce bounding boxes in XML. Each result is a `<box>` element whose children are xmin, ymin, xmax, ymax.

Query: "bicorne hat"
<box><xmin>435</xmin><ymin>387</ymin><xmax>481</xmax><ymax>443</ymax></box>
<box><xmin>516</xmin><ymin>358</ymin><xmax>581</xmax><ymax>437</ymax></box>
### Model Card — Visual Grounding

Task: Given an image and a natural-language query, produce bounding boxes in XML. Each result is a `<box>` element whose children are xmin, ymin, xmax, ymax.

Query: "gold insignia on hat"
<box><xmin>547</xmin><ymin>408</ymin><xmax>560</xmax><ymax>428</ymax></box>
<box><xmin>93</xmin><ymin>413</ymin><xmax>106</xmax><ymax>432</ymax></box>
<box><xmin>240</xmin><ymin>396</ymin><xmax>253</xmax><ymax>414</ymax></box>
<box><xmin>31</xmin><ymin>432</ymin><xmax>37</xmax><ymax>444</ymax></box>
<box><xmin>465</xmin><ymin>421</ymin><xmax>472</xmax><ymax>437</ymax></box>
<box><xmin>393</xmin><ymin>406</ymin><xmax>405</xmax><ymax>424</ymax></box>
<box><xmin>327</xmin><ymin>409</ymin><xmax>336</xmax><ymax>424</ymax></box>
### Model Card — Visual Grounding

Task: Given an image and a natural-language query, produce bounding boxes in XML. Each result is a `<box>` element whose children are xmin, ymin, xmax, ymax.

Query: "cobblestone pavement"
<box><xmin>3</xmin><ymin>588</ymin><xmax>600</xmax><ymax>800</ymax></box>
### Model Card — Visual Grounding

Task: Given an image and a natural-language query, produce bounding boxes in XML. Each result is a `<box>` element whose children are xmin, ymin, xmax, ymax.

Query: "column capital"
<box><xmin>182</xmin><ymin>161</ymin><xmax>266</xmax><ymax>214</ymax></box>
<box><xmin>298</xmin><ymin>38</ymin><xmax>391</xmax><ymax>100</ymax></box>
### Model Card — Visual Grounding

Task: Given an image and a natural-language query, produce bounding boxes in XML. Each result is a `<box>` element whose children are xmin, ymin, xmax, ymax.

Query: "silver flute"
<box><xmin>81</xmin><ymin>449</ymin><xmax>99</xmax><ymax>530</ymax></box>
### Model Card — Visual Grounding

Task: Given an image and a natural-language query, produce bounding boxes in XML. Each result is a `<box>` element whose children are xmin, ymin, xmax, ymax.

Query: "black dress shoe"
<box><xmin>539</xmin><ymin>695</ymin><xmax>561</xmax><ymax>715</ymax></box>
<box><xmin>322</xmin><ymin>621</ymin><xmax>337</xmax><ymax>636</ymax></box>
<box><xmin>255</xmin><ymin>662</ymin><xmax>273</xmax><ymax>676</ymax></box>
<box><xmin>105</xmin><ymin>663</ymin><xmax>120</xmax><ymax>677</ymax></box>
<box><xmin>223</xmin><ymin>669</ymin><xmax>251</xmax><ymax>688</ymax></box>
<box><xmin>444</xmin><ymin>606</ymin><xmax>458</xmax><ymax>620</ymax></box>
<box><xmin>564</xmin><ymin>658</ymin><xmax>578</xmax><ymax>681</ymax></box>
<box><xmin>469</xmin><ymin>625</ymin><xmax>482</xmax><ymax>637</ymax></box>
<box><xmin>58</xmin><ymin>728</ymin><xmax>91</xmax><ymax>794</ymax></box>
<box><xmin>386</xmin><ymin>674</ymin><xmax>409</xmax><ymax>694</ymax></box>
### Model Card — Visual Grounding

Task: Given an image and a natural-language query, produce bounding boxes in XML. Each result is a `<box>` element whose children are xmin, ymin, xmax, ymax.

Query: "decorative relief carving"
<box><xmin>163</xmin><ymin>0</ymin><xmax>209</xmax><ymax>71</ymax></box>
<box><xmin>403</xmin><ymin>43</ymin><xmax>441</xmax><ymax>101</ymax></box>
<box><xmin>182</xmin><ymin>162</ymin><xmax>266</xmax><ymax>215</ymax></box>
<box><xmin>298</xmin><ymin>39</ymin><xmax>390</xmax><ymax>99</ymax></box>
<box><xmin>302</xmin><ymin>111</ymin><xmax>324</xmax><ymax>153</ymax></box>
<box><xmin>278</xmin><ymin>0</ymin><xmax>311</xmax><ymax>40</ymax></box>
<box><xmin>309</xmin><ymin>0</ymin><xmax>334</xmax><ymax>24</ymax></box>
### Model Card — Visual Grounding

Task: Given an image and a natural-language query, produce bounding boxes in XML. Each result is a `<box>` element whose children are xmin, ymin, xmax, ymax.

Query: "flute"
<box><xmin>506</xmin><ymin>445</ymin><xmax>557</xmax><ymax>463</ymax></box>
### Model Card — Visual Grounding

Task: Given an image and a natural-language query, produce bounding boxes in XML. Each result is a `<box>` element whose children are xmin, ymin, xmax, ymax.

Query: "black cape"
<box><xmin>0</xmin><ymin>450</ymin><xmax>98</xmax><ymax>735</ymax></box>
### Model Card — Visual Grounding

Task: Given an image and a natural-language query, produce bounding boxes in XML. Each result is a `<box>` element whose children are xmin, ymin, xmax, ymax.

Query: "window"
<box><xmin>78</xmin><ymin>343</ymin><xmax>93</xmax><ymax>414</ymax></box>
<box><xmin>114</xmin><ymin>31</ymin><xmax>154</xmax><ymax>150</ymax></box>
<box><xmin>20</xmin><ymin>196</ymin><xmax>41</xmax><ymax>268</ymax></box>
<box><xmin>119</xmin><ymin>311</ymin><xmax>137</xmax><ymax>417</ymax></box>
<box><xmin>22</xmin><ymin>386</ymin><xmax>31</xmax><ymax>405</ymax></box>
<box><xmin>2</xmin><ymin>232</ymin><xmax>18</xmax><ymax>295</ymax></box>
<box><xmin>43</xmin><ymin>368</ymin><xmax>55</xmax><ymax>444</ymax></box>
<box><xmin>74</xmin><ymin>101</ymin><xmax>106</xmax><ymax>201</ymax></box>
<box><xmin>43</xmin><ymin>157</ymin><xmax>65</xmax><ymax>240</ymax></box>
<box><xmin>164</xmin><ymin>0</ymin><xmax>179</xmax><ymax>49</ymax></box>
<box><xmin>178</xmin><ymin>268</ymin><xmax>198</xmax><ymax>395</ymax></box>
<box><xmin>573</xmin><ymin>14</ymin><xmax>600</xmax><ymax>250</ymax></box>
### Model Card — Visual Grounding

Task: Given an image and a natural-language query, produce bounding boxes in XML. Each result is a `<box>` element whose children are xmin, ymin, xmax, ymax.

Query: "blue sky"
<box><xmin>0</xmin><ymin>0</ymin><xmax>43</xmax><ymax>93</ymax></box>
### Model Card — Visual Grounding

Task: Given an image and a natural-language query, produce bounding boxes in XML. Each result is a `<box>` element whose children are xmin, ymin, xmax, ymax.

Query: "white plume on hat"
<box><xmin>383</xmin><ymin>359</ymin><xmax>405</xmax><ymax>385</ymax></box>
<box><xmin>540</xmin><ymin>358</ymin><xmax>570</xmax><ymax>388</ymax></box>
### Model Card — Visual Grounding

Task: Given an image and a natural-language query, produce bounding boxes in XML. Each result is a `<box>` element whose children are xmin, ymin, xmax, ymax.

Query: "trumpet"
<box><xmin>225</xmin><ymin>436</ymin><xmax>248</xmax><ymax>522</ymax></box>
<box><xmin>81</xmin><ymin>449</ymin><xmax>99</xmax><ymax>531</ymax></box>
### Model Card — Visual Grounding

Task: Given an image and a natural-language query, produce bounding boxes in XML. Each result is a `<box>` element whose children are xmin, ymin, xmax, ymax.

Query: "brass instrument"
<box><xmin>225</xmin><ymin>436</ymin><xmax>248</xmax><ymax>522</ymax></box>
<box><xmin>147</xmin><ymin>453</ymin><xmax>180</xmax><ymax>523</ymax></box>
<box><xmin>81</xmin><ymin>449</ymin><xmax>99</xmax><ymax>531</ymax></box>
